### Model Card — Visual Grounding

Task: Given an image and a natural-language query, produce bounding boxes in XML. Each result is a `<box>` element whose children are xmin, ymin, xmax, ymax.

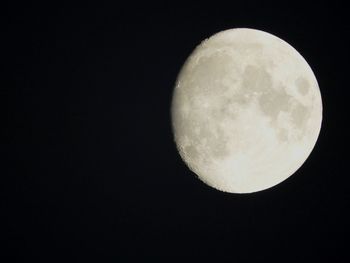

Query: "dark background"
<box><xmin>4</xmin><ymin>1</ymin><xmax>349</xmax><ymax>262</ymax></box>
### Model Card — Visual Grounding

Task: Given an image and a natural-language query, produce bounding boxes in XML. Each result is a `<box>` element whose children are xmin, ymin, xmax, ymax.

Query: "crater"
<box><xmin>295</xmin><ymin>77</ymin><xmax>310</xmax><ymax>95</ymax></box>
<box><xmin>291</xmin><ymin>102</ymin><xmax>309</xmax><ymax>128</ymax></box>
<box><xmin>180</xmin><ymin>117</ymin><xmax>230</xmax><ymax>162</ymax></box>
<box><xmin>218</xmin><ymin>97</ymin><xmax>239</xmax><ymax>119</ymax></box>
<box><xmin>201</xmin><ymin>123</ymin><xmax>230</xmax><ymax>159</ymax></box>
<box><xmin>184</xmin><ymin>145</ymin><xmax>199</xmax><ymax>160</ymax></box>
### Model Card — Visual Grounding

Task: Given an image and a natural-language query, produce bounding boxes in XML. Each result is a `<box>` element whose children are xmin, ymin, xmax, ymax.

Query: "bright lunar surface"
<box><xmin>171</xmin><ymin>28</ymin><xmax>322</xmax><ymax>193</ymax></box>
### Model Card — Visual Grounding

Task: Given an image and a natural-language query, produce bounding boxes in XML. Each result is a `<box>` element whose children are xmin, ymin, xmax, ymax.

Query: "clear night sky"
<box><xmin>4</xmin><ymin>1</ymin><xmax>349</xmax><ymax>262</ymax></box>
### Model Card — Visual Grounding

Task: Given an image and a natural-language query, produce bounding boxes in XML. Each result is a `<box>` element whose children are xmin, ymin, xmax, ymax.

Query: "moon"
<box><xmin>171</xmin><ymin>28</ymin><xmax>322</xmax><ymax>193</ymax></box>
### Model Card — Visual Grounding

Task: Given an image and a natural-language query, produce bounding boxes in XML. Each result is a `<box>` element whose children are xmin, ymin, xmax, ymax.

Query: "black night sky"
<box><xmin>4</xmin><ymin>2</ymin><xmax>350</xmax><ymax>262</ymax></box>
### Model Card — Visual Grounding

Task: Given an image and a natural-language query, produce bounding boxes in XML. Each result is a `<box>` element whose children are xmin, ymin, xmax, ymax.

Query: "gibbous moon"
<box><xmin>171</xmin><ymin>28</ymin><xmax>322</xmax><ymax>193</ymax></box>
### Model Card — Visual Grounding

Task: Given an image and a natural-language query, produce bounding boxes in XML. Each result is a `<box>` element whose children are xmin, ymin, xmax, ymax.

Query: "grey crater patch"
<box><xmin>241</xmin><ymin>65</ymin><xmax>273</xmax><ymax>95</ymax></box>
<box><xmin>236</xmin><ymin>64</ymin><xmax>312</xmax><ymax>142</ymax></box>
<box><xmin>239</xmin><ymin>64</ymin><xmax>293</xmax><ymax>121</ymax></box>
<box><xmin>291</xmin><ymin>102</ymin><xmax>309</xmax><ymax>128</ymax></box>
<box><xmin>189</xmin><ymin>51</ymin><xmax>236</xmax><ymax>97</ymax></box>
<box><xmin>177</xmin><ymin>116</ymin><xmax>230</xmax><ymax>165</ymax></box>
<box><xmin>258</xmin><ymin>86</ymin><xmax>292</xmax><ymax>121</ymax></box>
<box><xmin>295</xmin><ymin>77</ymin><xmax>310</xmax><ymax>95</ymax></box>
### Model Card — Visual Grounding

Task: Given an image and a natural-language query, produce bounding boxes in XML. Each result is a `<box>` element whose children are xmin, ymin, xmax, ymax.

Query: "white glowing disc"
<box><xmin>171</xmin><ymin>28</ymin><xmax>322</xmax><ymax>193</ymax></box>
